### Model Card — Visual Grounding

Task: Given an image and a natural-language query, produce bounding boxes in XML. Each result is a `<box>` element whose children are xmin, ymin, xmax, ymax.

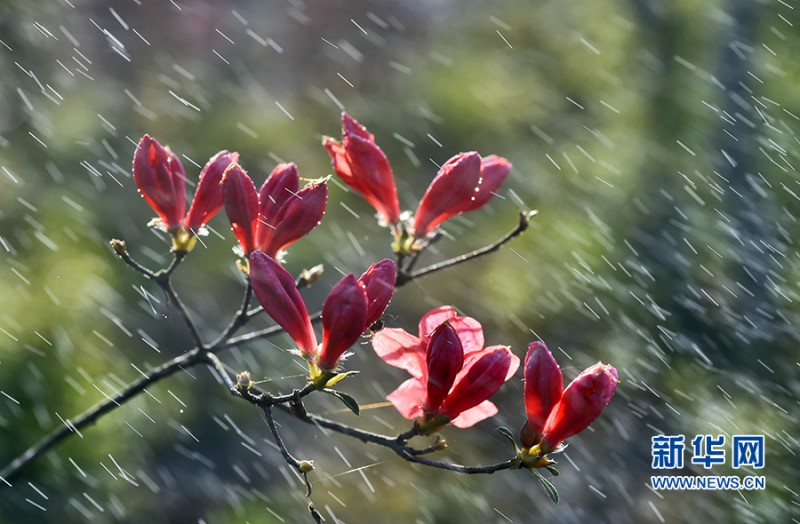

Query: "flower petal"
<box><xmin>386</xmin><ymin>377</ymin><xmax>426</xmax><ymax>420</ymax></box>
<box><xmin>371</xmin><ymin>328</ymin><xmax>426</xmax><ymax>379</ymax></box>
<box><xmin>222</xmin><ymin>163</ymin><xmax>260</xmax><ymax>254</ymax></box>
<box><xmin>185</xmin><ymin>150</ymin><xmax>238</xmax><ymax>231</ymax></box>
<box><xmin>450</xmin><ymin>400</ymin><xmax>498</xmax><ymax>428</ymax></box>
<box><xmin>418</xmin><ymin>306</ymin><xmax>459</xmax><ymax>339</ymax></box>
<box><xmin>541</xmin><ymin>362</ymin><xmax>618</xmax><ymax>450</ymax></box>
<box><xmin>319</xmin><ymin>274</ymin><xmax>369</xmax><ymax>370</ymax></box>
<box><xmin>524</xmin><ymin>341</ymin><xmax>563</xmax><ymax>434</ymax></box>
<box><xmin>249</xmin><ymin>251</ymin><xmax>317</xmax><ymax>355</ymax></box>
<box><xmin>257</xmin><ymin>163</ymin><xmax>300</xmax><ymax>235</ymax></box>
<box><xmin>412</xmin><ymin>152</ymin><xmax>481</xmax><ymax>237</ymax></box>
<box><xmin>324</xmin><ymin>113</ymin><xmax>401</xmax><ymax>224</ymax></box>
<box><xmin>357</xmin><ymin>259</ymin><xmax>396</xmax><ymax>328</ymax></box>
<box><xmin>441</xmin><ymin>347</ymin><xmax>514</xmax><ymax>421</ymax></box>
<box><xmin>132</xmin><ymin>135</ymin><xmax>186</xmax><ymax>229</ymax></box>
<box><xmin>259</xmin><ymin>180</ymin><xmax>328</xmax><ymax>258</ymax></box>
<box><xmin>423</xmin><ymin>323</ymin><xmax>464</xmax><ymax>413</ymax></box>
<box><xmin>463</xmin><ymin>155</ymin><xmax>511</xmax><ymax>212</ymax></box>
<box><xmin>449</xmin><ymin>315</ymin><xmax>484</xmax><ymax>356</ymax></box>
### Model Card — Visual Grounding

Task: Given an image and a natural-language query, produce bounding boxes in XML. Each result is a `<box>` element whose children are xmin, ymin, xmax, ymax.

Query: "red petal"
<box><xmin>357</xmin><ymin>259</ymin><xmax>396</xmax><ymax>327</ymax></box>
<box><xmin>386</xmin><ymin>377</ymin><xmax>426</xmax><ymax>420</ymax></box>
<box><xmin>450</xmin><ymin>400</ymin><xmax>498</xmax><ymax>428</ymax></box>
<box><xmin>441</xmin><ymin>347</ymin><xmax>514</xmax><ymax>420</ymax></box>
<box><xmin>371</xmin><ymin>328</ymin><xmax>426</xmax><ymax>379</ymax></box>
<box><xmin>523</xmin><ymin>341</ymin><xmax>563</xmax><ymax>434</ymax></box>
<box><xmin>541</xmin><ymin>363</ymin><xmax>618</xmax><ymax>450</ymax></box>
<box><xmin>324</xmin><ymin>115</ymin><xmax>400</xmax><ymax>224</ymax></box>
<box><xmin>257</xmin><ymin>163</ymin><xmax>300</xmax><ymax>239</ymax></box>
<box><xmin>259</xmin><ymin>179</ymin><xmax>327</xmax><ymax>257</ymax></box>
<box><xmin>249</xmin><ymin>251</ymin><xmax>317</xmax><ymax>355</ymax></box>
<box><xmin>132</xmin><ymin>135</ymin><xmax>186</xmax><ymax>229</ymax></box>
<box><xmin>341</xmin><ymin>112</ymin><xmax>374</xmax><ymax>141</ymax></box>
<box><xmin>412</xmin><ymin>152</ymin><xmax>481</xmax><ymax>237</ymax></box>
<box><xmin>418</xmin><ymin>306</ymin><xmax>459</xmax><ymax>339</ymax></box>
<box><xmin>464</xmin><ymin>155</ymin><xmax>511</xmax><ymax>212</ymax></box>
<box><xmin>221</xmin><ymin>163</ymin><xmax>259</xmax><ymax>254</ymax></box>
<box><xmin>318</xmin><ymin>274</ymin><xmax>369</xmax><ymax>370</ymax></box>
<box><xmin>423</xmin><ymin>323</ymin><xmax>464</xmax><ymax>413</ymax></box>
<box><xmin>184</xmin><ymin>150</ymin><xmax>238</xmax><ymax>231</ymax></box>
<box><xmin>449</xmin><ymin>315</ymin><xmax>485</xmax><ymax>356</ymax></box>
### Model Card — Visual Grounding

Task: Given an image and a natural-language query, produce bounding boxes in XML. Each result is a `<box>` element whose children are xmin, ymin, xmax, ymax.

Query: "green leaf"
<box><xmin>531</xmin><ymin>469</ymin><xmax>559</xmax><ymax>504</ymax></box>
<box><xmin>323</xmin><ymin>388</ymin><xmax>360</xmax><ymax>415</ymax></box>
<box><xmin>495</xmin><ymin>426</ymin><xmax>516</xmax><ymax>442</ymax></box>
<box><xmin>545</xmin><ymin>466</ymin><xmax>560</xmax><ymax>477</ymax></box>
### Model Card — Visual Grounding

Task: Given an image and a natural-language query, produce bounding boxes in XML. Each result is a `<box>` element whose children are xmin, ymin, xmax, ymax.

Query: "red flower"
<box><xmin>222</xmin><ymin>162</ymin><xmax>327</xmax><ymax>257</ymax></box>
<box><xmin>132</xmin><ymin>135</ymin><xmax>236</xmax><ymax>249</ymax></box>
<box><xmin>522</xmin><ymin>342</ymin><xmax>617</xmax><ymax>453</ymax></box>
<box><xmin>323</xmin><ymin>114</ymin><xmax>512</xmax><ymax>245</ymax></box>
<box><xmin>249</xmin><ymin>252</ymin><xmax>396</xmax><ymax>373</ymax></box>
<box><xmin>412</xmin><ymin>152</ymin><xmax>512</xmax><ymax>238</ymax></box>
<box><xmin>372</xmin><ymin>306</ymin><xmax>520</xmax><ymax>430</ymax></box>
<box><xmin>185</xmin><ymin>150</ymin><xmax>239</xmax><ymax>232</ymax></box>
<box><xmin>323</xmin><ymin>113</ymin><xmax>401</xmax><ymax>225</ymax></box>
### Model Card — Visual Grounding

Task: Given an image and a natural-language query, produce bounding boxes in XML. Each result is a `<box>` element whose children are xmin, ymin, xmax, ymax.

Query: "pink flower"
<box><xmin>323</xmin><ymin>113</ymin><xmax>401</xmax><ymax>225</ymax></box>
<box><xmin>221</xmin><ymin>162</ymin><xmax>327</xmax><ymax>257</ymax></box>
<box><xmin>372</xmin><ymin>306</ymin><xmax>520</xmax><ymax>430</ymax></box>
<box><xmin>249</xmin><ymin>252</ymin><xmax>396</xmax><ymax>373</ymax></box>
<box><xmin>522</xmin><ymin>342</ymin><xmax>617</xmax><ymax>453</ymax></box>
<box><xmin>412</xmin><ymin>152</ymin><xmax>512</xmax><ymax>238</ymax></box>
<box><xmin>323</xmin><ymin>114</ymin><xmax>512</xmax><ymax>243</ymax></box>
<box><xmin>132</xmin><ymin>135</ymin><xmax>236</xmax><ymax>242</ymax></box>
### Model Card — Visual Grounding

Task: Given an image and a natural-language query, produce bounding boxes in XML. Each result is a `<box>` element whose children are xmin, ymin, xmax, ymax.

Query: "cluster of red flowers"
<box><xmin>131</xmin><ymin>113</ymin><xmax>617</xmax><ymax>463</ymax></box>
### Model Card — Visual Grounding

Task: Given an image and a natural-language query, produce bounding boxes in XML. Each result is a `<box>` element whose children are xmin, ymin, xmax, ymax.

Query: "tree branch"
<box><xmin>0</xmin><ymin>348</ymin><xmax>202</xmax><ymax>483</ymax></box>
<box><xmin>396</xmin><ymin>211</ymin><xmax>536</xmax><ymax>285</ymax></box>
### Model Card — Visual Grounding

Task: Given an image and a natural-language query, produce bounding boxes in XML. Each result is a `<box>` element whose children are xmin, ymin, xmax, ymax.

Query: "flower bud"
<box><xmin>423</xmin><ymin>323</ymin><xmax>464</xmax><ymax>413</ymax></box>
<box><xmin>323</xmin><ymin>113</ymin><xmax>401</xmax><ymax>225</ymax></box>
<box><xmin>523</xmin><ymin>341</ymin><xmax>563</xmax><ymax>435</ymax></box>
<box><xmin>539</xmin><ymin>363</ymin><xmax>618</xmax><ymax>452</ymax></box>
<box><xmin>412</xmin><ymin>152</ymin><xmax>511</xmax><ymax>238</ymax></box>
<box><xmin>236</xmin><ymin>371</ymin><xmax>253</xmax><ymax>393</ymax></box>
<box><xmin>440</xmin><ymin>347</ymin><xmax>514</xmax><ymax>420</ymax></box>
<box><xmin>222</xmin><ymin>163</ymin><xmax>259</xmax><ymax>255</ymax></box>
<box><xmin>132</xmin><ymin>135</ymin><xmax>187</xmax><ymax>231</ymax></box>
<box><xmin>256</xmin><ymin>164</ymin><xmax>328</xmax><ymax>258</ymax></box>
<box><xmin>249</xmin><ymin>251</ymin><xmax>317</xmax><ymax>356</ymax></box>
<box><xmin>318</xmin><ymin>274</ymin><xmax>369</xmax><ymax>371</ymax></box>
<box><xmin>357</xmin><ymin>258</ymin><xmax>396</xmax><ymax>328</ymax></box>
<box><xmin>184</xmin><ymin>150</ymin><xmax>238</xmax><ymax>232</ymax></box>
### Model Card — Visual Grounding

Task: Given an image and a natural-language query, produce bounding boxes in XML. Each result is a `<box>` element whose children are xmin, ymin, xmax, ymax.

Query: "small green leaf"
<box><xmin>495</xmin><ymin>426</ymin><xmax>516</xmax><ymax>442</ymax></box>
<box><xmin>531</xmin><ymin>469</ymin><xmax>559</xmax><ymax>504</ymax></box>
<box><xmin>545</xmin><ymin>466</ymin><xmax>560</xmax><ymax>477</ymax></box>
<box><xmin>323</xmin><ymin>389</ymin><xmax>360</xmax><ymax>415</ymax></box>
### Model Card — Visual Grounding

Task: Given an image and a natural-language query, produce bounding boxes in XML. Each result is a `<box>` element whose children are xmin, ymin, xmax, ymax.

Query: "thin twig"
<box><xmin>206</xmin><ymin>353</ymin><xmax>237</xmax><ymax>391</ymax></box>
<box><xmin>209</xmin><ymin>280</ymin><xmax>252</xmax><ymax>348</ymax></box>
<box><xmin>396</xmin><ymin>211</ymin><xmax>536</xmax><ymax>285</ymax></box>
<box><xmin>296</xmin><ymin>410</ymin><xmax>513</xmax><ymax>475</ymax></box>
<box><xmin>0</xmin><ymin>348</ymin><xmax>202</xmax><ymax>483</ymax></box>
<box><xmin>156</xmin><ymin>269</ymin><xmax>205</xmax><ymax>350</ymax></box>
<box><xmin>263</xmin><ymin>406</ymin><xmax>320</xmax><ymax>524</ymax></box>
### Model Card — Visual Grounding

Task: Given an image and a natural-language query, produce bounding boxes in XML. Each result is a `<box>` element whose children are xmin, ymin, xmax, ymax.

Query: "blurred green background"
<box><xmin>1</xmin><ymin>0</ymin><xmax>798</xmax><ymax>522</ymax></box>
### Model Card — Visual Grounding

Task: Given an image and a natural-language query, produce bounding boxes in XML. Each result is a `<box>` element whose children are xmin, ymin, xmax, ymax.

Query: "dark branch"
<box><xmin>396</xmin><ymin>211</ymin><xmax>536</xmax><ymax>285</ymax></box>
<box><xmin>0</xmin><ymin>348</ymin><xmax>202</xmax><ymax>483</ymax></box>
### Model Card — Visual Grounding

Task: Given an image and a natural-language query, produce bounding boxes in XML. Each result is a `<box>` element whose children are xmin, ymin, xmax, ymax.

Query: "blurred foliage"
<box><xmin>1</xmin><ymin>0</ymin><xmax>798</xmax><ymax>522</ymax></box>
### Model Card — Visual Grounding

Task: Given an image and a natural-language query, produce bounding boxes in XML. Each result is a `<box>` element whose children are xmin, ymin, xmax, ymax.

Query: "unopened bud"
<box><xmin>110</xmin><ymin>239</ymin><xmax>127</xmax><ymax>256</ymax></box>
<box><xmin>299</xmin><ymin>264</ymin><xmax>324</xmax><ymax>286</ymax></box>
<box><xmin>236</xmin><ymin>371</ymin><xmax>253</xmax><ymax>393</ymax></box>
